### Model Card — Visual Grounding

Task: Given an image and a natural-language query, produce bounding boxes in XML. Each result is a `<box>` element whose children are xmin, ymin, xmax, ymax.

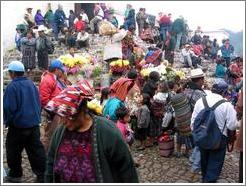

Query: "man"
<box><xmin>181</xmin><ymin>44</ymin><xmax>195</xmax><ymax>68</ymax></box>
<box><xmin>36</xmin><ymin>25</ymin><xmax>54</xmax><ymax>70</ymax></box>
<box><xmin>90</xmin><ymin>4</ymin><xmax>104</xmax><ymax>34</ymax></box>
<box><xmin>124</xmin><ymin>4</ymin><xmax>136</xmax><ymax>30</ymax></box>
<box><xmin>3</xmin><ymin>61</ymin><xmax>46</xmax><ymax>183</ymax></box>
<box><xmin>39</xmin><ymin>59</ymin><xmax>65</xmax><ymax>151</ymax></box>
<box><xmin>171</xmin><ymin>16</ymin><xmax>185</xmax><ymax>50</ymax></box>
<box><xmin>191</xmin><ymin>82</ymin><xmax>237</xmax><ymax>183</ymax></box>
<box><xmin>184</xmin><ymin>68</ymin><xmax>207</xmax><ymax>174</ymax></box>
<box><xmin>54</xmin><ymin>4</ymin><xmax>66</xmax><ymax>40</ymax></box>
<box><xmin>76</xmin><ymin>29</ymin><xmax>89</xmax><ymax>49</ymax></box>
<box><xmin>221</xmin><ymin>39</ymin><xmax>234</xmax><ymax>68</ymax></box>
<box><xmin>24</xmin><ymin>7</ymin><xmax>35</xmax><ymax>28</ymax></box>
<box><xmin>136</xmin><ymin>8</ymin><xmax>147</xmax><ymax>36</ymax></box>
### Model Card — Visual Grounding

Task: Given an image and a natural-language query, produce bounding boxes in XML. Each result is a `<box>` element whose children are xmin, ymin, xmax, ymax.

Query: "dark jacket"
<box><xmin>171</xmin><ymin>18</ymin><xmax>185</xmax><ymax>34</ymax></box>
<box><xmin>35</xmin><ymin>12</ymin><xmax>45</xmax><ymax>25</ymax></box>
<box><xmin>3</xmin><ymin>77</ymin><xmax>41</xmax><ymax>128</ymax></box>
<box><xmin>54</xmin><ymin>9</ymin><xmax>66</xmax><ymax>25</ymax></box>
<box><xmin>45</xmin><ymin>116</ymin><xmax>139</xmax><ymax>183</ymax></box>
<box><xmin>142</xmin><ymin>79</ymin><xmax>158</xmax><ymax>98</ymax></box>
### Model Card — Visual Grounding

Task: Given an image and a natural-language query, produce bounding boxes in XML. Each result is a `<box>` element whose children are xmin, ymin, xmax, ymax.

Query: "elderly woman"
<box><xmin>44</xmin><ymin>80</ymin><xmax>138</xmax><ymax>183</ymax></box>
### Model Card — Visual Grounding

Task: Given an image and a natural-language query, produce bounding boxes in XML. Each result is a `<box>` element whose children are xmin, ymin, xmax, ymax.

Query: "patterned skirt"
<box><xmin>176</xmin><ymin>133</ymin><xmax>194</xmax><ymax>149</ymax></box>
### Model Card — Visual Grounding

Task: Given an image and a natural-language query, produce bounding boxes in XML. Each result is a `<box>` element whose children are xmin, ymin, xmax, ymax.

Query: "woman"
<box><xmin>44</xmin><ymin>80</ymin><xmax>138</xmax><ymax>183</ymax></box>
<box><xmin>103</xmin><ymin>77</ymin><xmax>135</xmax><ymax>122</ymax></box>
<box><xmin>35</xmin><ymin>9</ymin><xmax>45</xmax><ymax>26</ymax></box>
<box><xmin>20</xmin><ymin>29</ymin><xmax>36</xmax><ymax>74</ymax></box>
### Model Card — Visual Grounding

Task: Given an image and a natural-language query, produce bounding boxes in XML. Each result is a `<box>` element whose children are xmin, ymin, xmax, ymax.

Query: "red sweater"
<box><xmin>39</xmin><ymin>71</ymin><xmax>62</xmax><ymax>108</ymax></box>
<box><xmin>74</xmin><ymin>20</ymin><xmax>86</xmax><ymax>32</ymax></box>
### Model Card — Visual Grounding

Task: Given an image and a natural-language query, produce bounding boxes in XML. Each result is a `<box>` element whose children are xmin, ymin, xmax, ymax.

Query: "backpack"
<box><xmin>192</xmin><ymin>97</ymin><xmax>227</xmax><ymax>150</ymax></box>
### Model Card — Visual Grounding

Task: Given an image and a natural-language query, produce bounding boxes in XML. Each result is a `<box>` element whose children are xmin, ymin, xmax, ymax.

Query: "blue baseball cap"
<box><xmin>8</xmin><ymin>61</ymin><xmax>25</xmax><ymax>72</ymax></box>
<box><xmin>49</xmin><ymin>59</ymin><xmax>65</xmax><ymax>72</ymax></box>
<box><xmin>212</xmin><ymin>81</ymin><xmax>228</xmax><ymax>94</ymax></box>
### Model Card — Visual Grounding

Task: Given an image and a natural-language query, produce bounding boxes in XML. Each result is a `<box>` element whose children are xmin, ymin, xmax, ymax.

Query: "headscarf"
<box><xmin>110</xmin><ymin>77</ymin><xmax>135</xmax><ymax>101</ymax></box>
<box><xmin>44</xmin><ymin>80</ymin><xmax>94</xmax><ymax>119</ymax></box>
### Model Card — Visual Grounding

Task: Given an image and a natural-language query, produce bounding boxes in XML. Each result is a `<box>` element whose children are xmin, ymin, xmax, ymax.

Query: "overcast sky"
<box><xmin>108</xmin><ymin>1</ymin><xmax>245</xmax><ymax>32</ymax></box>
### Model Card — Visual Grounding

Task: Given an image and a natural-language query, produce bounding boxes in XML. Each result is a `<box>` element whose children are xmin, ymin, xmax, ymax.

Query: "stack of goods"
<box><xmin>109</xmin><ymin>59</ymin><xmax>130</xmax><ymax>75</ymax></box>
<box><xmin>170</xmin><ymin>93</ymin><xmax>192</xmax><ymax>136</ymax></box>
<box><xmin>158</xmin><ymin>131</ymin><xmax>174</xmax><ymax>157</ymax></box>
<box><xmin>99</xmin><ymin>20</ymin><xmax>117</xmax><ymax>36</ymax></box>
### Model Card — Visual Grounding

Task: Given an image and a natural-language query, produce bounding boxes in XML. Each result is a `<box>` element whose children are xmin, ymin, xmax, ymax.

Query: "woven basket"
<box><xmin>158</xmin><ymin>140</ymin><xmax>174</xmax><ymax>157</ymax></box>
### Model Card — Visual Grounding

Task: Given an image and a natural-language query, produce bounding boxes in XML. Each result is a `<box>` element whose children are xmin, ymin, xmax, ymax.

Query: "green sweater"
<box><xmin>45</xmin><ymin>116</ymin><xmax>139</xmax><ymax>183</ymax></box>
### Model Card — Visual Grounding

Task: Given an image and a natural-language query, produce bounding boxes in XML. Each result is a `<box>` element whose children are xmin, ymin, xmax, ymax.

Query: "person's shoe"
<box><xmin>191</xmin><ymin>169</ymin><xmax>201</xmax><ymax>175</ymax></box>
<box><xmin>5</xmin><ymin>176</ymin><xmax>22</xmax><ymax>183</ymax></box>
<box><xmin>35</xmin><ymin>175</ymin><xmax>44</xmax><ymax>183</ymax></box>
<box><xmin>136</xmin><ymin>146</ymin><xmax>145</xmax><ymax>151</ymax></box>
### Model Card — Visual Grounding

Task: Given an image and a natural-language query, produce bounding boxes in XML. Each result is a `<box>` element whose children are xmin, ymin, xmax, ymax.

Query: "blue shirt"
<box><xmin>3</xmin><ymin>77</ymin><xmax>41</xmax><ymax>128</ymax></box>
<box><xmin>102</xmin><ymin>97</ymin><xmax>125</xmax><ymax>122</ymax></box>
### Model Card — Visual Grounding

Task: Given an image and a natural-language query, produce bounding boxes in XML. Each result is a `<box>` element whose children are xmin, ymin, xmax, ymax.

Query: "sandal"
<box><xmin>136</xmin><ymin>146</ymin><xmax>145</xmax><ymax>151</ymax></box>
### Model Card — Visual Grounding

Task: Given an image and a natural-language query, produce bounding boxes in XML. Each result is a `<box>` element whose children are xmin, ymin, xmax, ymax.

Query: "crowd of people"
<box><xmin>3</xmin><ymin>2</ymin><xmax>243</xmax><ymax>184</ymax></box>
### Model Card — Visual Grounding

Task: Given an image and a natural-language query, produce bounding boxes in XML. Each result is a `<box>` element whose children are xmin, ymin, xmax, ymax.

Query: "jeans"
<box><xmin>199</xmin><ymin>136</ymin><xmax>227</xmax><ymax>183</ymax></box>
<box><xmin>183</xmin><ymin>55</ymin><xmax>192</xmax><ymax>67</ymax></box>
<box><xmin>189</xmin><ymin>146</ymin><xmax>201</xmax><ymax>172</ymax></box>
<box><xmin>160</xmin><ymin>26</ymin><xmax>168</xmax><ymax>41</ymax></box>
<box><xmin>175</xmin><ymin>32</ymin><xmax>183</xmax><ymax>50</ymax></box>
<box><xmin>53</xmin><ymin>23</ymin><xmax>63</xmax><ymax>41</ymax></box>
<box><xmin>6</xmin><ymin>126</ymin><xmax>46</xmax><ymax>180</ymax></box>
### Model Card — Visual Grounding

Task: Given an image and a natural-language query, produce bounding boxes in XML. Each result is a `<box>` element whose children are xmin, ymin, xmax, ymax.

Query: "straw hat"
<box><xmin>190</xmin><ymin>68</ymin><xmax>204</xmax><ymax>79</ymax></box>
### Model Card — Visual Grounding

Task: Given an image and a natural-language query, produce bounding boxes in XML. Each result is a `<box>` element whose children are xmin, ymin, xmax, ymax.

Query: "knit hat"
<box><xmin>44</xmin><ymin>80</ymin><xmax>94</xmax><ymax>119</ymax></box>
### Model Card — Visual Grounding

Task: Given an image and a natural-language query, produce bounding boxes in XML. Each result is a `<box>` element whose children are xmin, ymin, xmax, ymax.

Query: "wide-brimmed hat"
<box><xmin>112</xmin><ymin>29</ymin><xmax>128</xmax><ymax>42</ymax></box>
<box><xmin>190</xmin><ymin>68</ymin><xmax>205</xmax><ymax>79</ymax></box>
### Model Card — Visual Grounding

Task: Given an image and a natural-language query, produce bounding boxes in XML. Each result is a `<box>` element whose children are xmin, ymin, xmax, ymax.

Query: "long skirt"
<box><xmin>22</xmin><ymin>46</ymin><xmax>36</xmax><ymax>70</ymax></box>
<box><xmin>176</xmin><ymin>133</ymin><xmax>193</xmax><ymax>150</ymax></box>
<box><xmin>148</xmin><ymin>116</ymin><xmax>163</xmax><ymax>138</ymax></box>
<box><xmin>37</xmin><ymin>50</ymin><xmax>49</xmax><ymax>70</ymax></box>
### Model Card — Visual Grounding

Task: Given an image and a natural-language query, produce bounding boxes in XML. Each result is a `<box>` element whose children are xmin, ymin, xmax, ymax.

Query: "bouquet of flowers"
<box><xmin>110</xmin><ymin>59</ymin><xmax>130</xmax><ymax>74</ymax></box>
<box><xmin>87</xmin><ymin>99</ymin><xmax>103</xmax><ymax>115</ymax></box>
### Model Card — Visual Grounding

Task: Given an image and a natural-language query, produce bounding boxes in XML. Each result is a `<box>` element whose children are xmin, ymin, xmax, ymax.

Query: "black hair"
<box><xmin>36</xmin><ymin>9</ymin><xmax>41</xmax><ymax>14</ymax></box>
<box><xmin>149</xmin><ymin>71</ymin><xmax>160</xmax><ymax>82</ymax></box>
<box><xmin>115</xmin><ymin>106</ymin><xmax>129</xmax><ymax>120</ymax></box>
<box><xmin>9</xmin><ymin>70</ymin><xmax>24</xmax><ymax>77</ymax></box>
<box><xmin>191</xmin><ymin>77</ymin><xmax>204</xmax><ymax>83</ymax></box>
<box><xmin>167</xmin><ymin>80</ymin><xmax>175</xmax><ymax>90</ymax></box>
<box><xmin>70</xmin><ymin>10</ymin><xmax>74</xmax><ymax>14</ymax></box>
<box><xmin>78</xmin><ymin>15</ymin><xmax>82</xmax><ymax>20</ymax></box>
<box><xmin>142</xmin><ymin>93</ymin><xmax>151</xmax><ymax>107</ymax></box>
<box><xmin>127</xmin><ymin>69</ymin><xmax>138</xmax><ymax>79</ymax></box>
<box><xmin>100</xmin><ymin>87</ymin><xmax>110</xmax><ymax>105</ymax></box>
<box><xmin>159</xmin><ymin>81</ymin><xmax>169</xmax><ymax>93</ymax></box>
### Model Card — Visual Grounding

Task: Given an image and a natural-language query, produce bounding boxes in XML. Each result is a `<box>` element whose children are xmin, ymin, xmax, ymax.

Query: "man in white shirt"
<box><xmin>76</xmin><ymin>30</ymin><xmax>89</xmax><ymax>49</ymax></box>
<box><xmin>90</xmin><ymin>4</ymin><xmax>105</xmax><ymax>34</ymax></box>
<box><xmin>191</xmin><ymin>81</ymin><xmax>237</xmax><ymax>183</ymax></box>
<box><xmin>74</xmin><ymin>9</ymin><xmax>89</xmax><ymax>24</ymax></box>
<box><xmin>181</xmin><ymin>44</ymin><xmax>196</xmax><ymax>68</ymax></box>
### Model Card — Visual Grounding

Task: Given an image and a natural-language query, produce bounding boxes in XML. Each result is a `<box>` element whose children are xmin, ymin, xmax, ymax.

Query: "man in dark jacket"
<box><xmin>171</xmin><ymin>16</ymin><xmax>185</xmax><ymax>50</ymax></box>
<box><xmin>53</xmin><ymin>4</ymin><xmax>66</xmax><ymax>40</ymax></box>
<box><xmin>3</xmin><ymin>61</ymin><xmax>46</xmax><ymax>183</ymax></box>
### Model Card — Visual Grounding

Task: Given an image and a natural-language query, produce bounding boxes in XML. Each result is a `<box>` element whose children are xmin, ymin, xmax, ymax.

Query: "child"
<box><xmin>136</xmin><ymin>93</ymin><xmax>151</xmax><ymax>150</ymax></box>
<box><xmin>100</xmin><ymin>87</ymin><xmax>110</xmax><ymax>107</ymax></box>
<box><xmin>115</xmin><ymin>106</ymin><xmax>134</xmax><ymax>146</ymax></box>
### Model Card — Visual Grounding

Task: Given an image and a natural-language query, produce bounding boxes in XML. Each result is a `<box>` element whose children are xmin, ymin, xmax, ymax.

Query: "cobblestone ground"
<box><xmin>3</xmin><ymin>127</ymin><xmax>240</xmax><ymax>183</ymax></box>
